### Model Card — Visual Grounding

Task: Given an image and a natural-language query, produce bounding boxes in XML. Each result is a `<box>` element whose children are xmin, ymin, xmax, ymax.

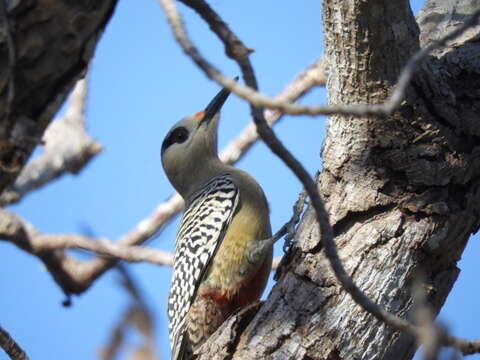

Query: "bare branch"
<box><xmin>0</xmin><ymin>78</ymin><xmax>102</xmax><ymax>205</ymax></box>
<box><xmin>0</xmin><ymin>206</ymin><xmax>175</xmax><ymax>297</ymax></box>
<box><xmin>0</xmin><ymin>204</ymin><xmax>287</xmax><ymax>274</ymax></box>
<box><xmin>0</xmin><ymin>325</ymin><xmax>29</xmax><ymax>360</ymax></box>
<box><xmin>219</xmin><ymin>58</ymin><xmax>325</xmax><ymax>164</ymax></box>
<box><xmin>0</xmin><ymin>208</ymin><xmax>174</xmax><ymax>266</ymax></box>
<box><xmin>36</xmin><ymin>233</ymin><xmax>175</xmax><ymax>266</ymax></box>
<box><xmin>444</xmin><ymin>336</ymin><xmax>480</xmax><ymax>356</ymax></box>
<box><xmin>162</xmin><ymin>0</ymin><xmax>480</xmax><ymax>355</ymax></box>
<box><xmin>160</xmin><ymin>0</ymin><xmax>480</xmax><ymax>118</ymax></box>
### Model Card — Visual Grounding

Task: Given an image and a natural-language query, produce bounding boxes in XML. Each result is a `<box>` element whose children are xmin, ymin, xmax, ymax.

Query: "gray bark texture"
<box><xmin>196</xmin><ymin>0</ymin><xmax>480</xmax><ymax>359</ymax></box>
<box><xmin>0</xmin><ymin>0</ymin><xmax>118</xmax><ymax>192</ymax></box>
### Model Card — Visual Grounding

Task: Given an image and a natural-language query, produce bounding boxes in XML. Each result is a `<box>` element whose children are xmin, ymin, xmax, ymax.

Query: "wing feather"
<box><xmin>167</xmin><ymin>173</ymin><xmax>239</xmax><ymax>359</ymax></box>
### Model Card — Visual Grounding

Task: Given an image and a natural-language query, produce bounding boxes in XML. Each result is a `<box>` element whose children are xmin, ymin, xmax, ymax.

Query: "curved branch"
<box><xmin>160</xmin><ymin>0</ymin><xmax>480</xmax><ymax>118</ymax></box>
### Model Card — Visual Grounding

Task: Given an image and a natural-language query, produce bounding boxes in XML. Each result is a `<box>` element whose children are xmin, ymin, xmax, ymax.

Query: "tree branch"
<box><xmin>0</xmin><ymin>77</ymin><xmax>102</xmax><ymax>205</ymax></box>
<box><xmin>0</xmin><ymin>325</ymin><xmax>29</xmax><ymax>360</ymax></box>
<box><xmin>160</xmin><ymin>0</ymin><xmax>480</xmax><ymax>118</ymax></box>
<box><xmin>0</xmin><ymin>0</ymin><xmax>119</xmax><ymax>193</ymax></box>
<box><xmin>0</xmin><ymin>209</ymin><xmax>174</xmax><ymax>265</ymax></box>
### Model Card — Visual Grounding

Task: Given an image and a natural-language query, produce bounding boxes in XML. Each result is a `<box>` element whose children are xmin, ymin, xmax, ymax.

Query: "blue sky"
<box><xmin>1</xmin><ymin>1</ymin><xmax>479</xmax><ymax>359</ymax></box>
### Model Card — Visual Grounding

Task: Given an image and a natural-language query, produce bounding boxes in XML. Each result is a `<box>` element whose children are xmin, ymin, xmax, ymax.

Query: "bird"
<box><xmin>161</xmin><ymin>85</ymin><xmax>272</xmax><ymax>360</ymax></box>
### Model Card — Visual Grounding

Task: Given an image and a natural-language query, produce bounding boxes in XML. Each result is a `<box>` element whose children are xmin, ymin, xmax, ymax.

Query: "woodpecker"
<box><xmin>161</xmin><ymin>86</ymin><xmax>272</xmax><ymax>359</ymax></box>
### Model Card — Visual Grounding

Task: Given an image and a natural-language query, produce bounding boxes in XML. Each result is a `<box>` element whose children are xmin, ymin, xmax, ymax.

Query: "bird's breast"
<box><xmin>198</xmin><ymin>195</ymin><xmax>272</xmax><ymax>299</ymax></box>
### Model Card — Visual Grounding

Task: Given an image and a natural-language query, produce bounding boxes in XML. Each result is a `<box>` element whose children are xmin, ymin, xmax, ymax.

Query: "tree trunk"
<box><xmin>0</xmin><ymin>0</ymin><xmax>118</xmax><ymax>192</ymax></box>
<box><xmin>197</xmin><ymin>0</ymin><xmax>480</xmax><ymax>359</ymax></box>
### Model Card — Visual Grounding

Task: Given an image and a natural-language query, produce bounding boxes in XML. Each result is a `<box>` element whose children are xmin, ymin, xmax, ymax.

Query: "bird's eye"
<box><xmin>161</xmin><ymin>126</ymin><xmax>190</xmax><ymax>154</ymax></box>
<box><xmin>172</xmin><ymin>127</ymin><xmax>189</xmax><ymax>143</ymax></box>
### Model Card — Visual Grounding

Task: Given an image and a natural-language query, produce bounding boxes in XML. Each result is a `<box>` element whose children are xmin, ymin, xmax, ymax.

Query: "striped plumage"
<box><xmin>161</xmin><ymin>86</ymin><xmax>272</xmax><ymax>360</ymax></box>
<box><xmin>168</xmin><ymin>174</ymin><xmax>239</xmax><ymax>356</ymax></box>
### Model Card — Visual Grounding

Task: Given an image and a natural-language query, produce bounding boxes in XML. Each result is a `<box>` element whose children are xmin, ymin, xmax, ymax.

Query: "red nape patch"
<box><xmin>193</xmin><ymin>111</ymin><xmax>205</xmax><ymax>119</ymax></box>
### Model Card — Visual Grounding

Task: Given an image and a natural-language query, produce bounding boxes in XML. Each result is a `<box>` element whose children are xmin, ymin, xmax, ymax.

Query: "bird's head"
<box><xmin>161</xmin><ymin>86</ymin><xmax>231</xmax><ymax>197</ymax></box>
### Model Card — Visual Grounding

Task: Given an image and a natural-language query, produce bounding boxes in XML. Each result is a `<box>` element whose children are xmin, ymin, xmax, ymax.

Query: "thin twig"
<box><xmin>160</xmin><ymin>0</ymin><xmax>480</xmax><ymax>118</ymax></box>
<box><xmin>268</xmin><ymin>190</ymin><xmax>306</xmax><ymax>246</ymax></box>
<box><xmin>444</xmin><ymin>336</ymin><xmax>480</xmax><ymax>356</ymax></box>
<box><xmin>35</xmin><ymin>233</ymin><xmax>175</xmax><ymax>266</ymax></box>
<box><xmin>0</xmin><ymin>325</ymin><xmax>29</xmax><ymax>360</ymax></box>
<box><xmin>159</xmin><ymin>0</ymin><xmax>480</xmax><ymax>355</ymax></box>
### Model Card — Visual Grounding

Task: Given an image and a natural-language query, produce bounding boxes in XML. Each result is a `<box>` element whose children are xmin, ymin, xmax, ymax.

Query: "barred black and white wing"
<box><xmin>167</xmin><ymin>173</ymin><xmax>239</xmax><ymax>359</ymax></box>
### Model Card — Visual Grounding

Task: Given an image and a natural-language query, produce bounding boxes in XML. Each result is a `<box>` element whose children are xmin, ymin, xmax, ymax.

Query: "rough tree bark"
<box><xmin>0</xmin><ymin>0</ymin><xmax>118</xmax><ymax>192</ymax></box>
<box><xmin>196</xmin><ymin>1</ymin><xmax>480</xmax><ymax>359</ymax></box>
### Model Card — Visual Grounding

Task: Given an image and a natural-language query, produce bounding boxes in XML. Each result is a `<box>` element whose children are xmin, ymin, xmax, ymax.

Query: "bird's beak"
<box><xmin>200</xmin><ymin>83</ymin><xmax>234</xmax><ymax>126</ymax></box>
